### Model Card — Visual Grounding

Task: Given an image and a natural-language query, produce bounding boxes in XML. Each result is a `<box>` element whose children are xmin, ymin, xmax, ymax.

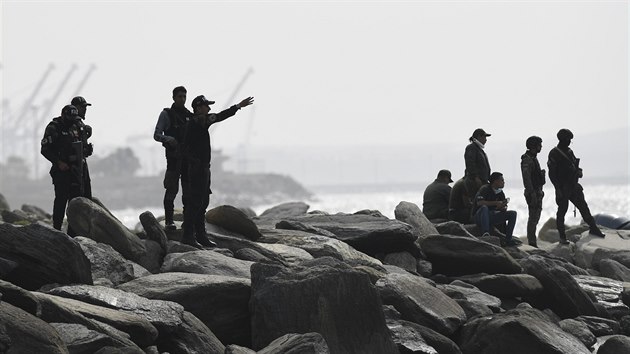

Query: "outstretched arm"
<box><xmin>209</xmin><ymin>96</ymin><xmax>255</xmax><ymax>125</ymax></box>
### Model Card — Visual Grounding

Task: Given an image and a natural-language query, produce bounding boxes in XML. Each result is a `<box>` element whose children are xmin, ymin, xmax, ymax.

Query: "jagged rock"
<box><xmin>34</xmin><ymin>292</ymin><xmax>158</xmax><ymax>348</ymax></box>
<box><xmin>0</xmin><ymin>302</ymin><xmax>69</xmax><ymax>354</ymax></box>
<box><xmin>259</xmin><ymin>228</ymin><xmax>382</xmax><ymax>267</ymax></box>
<box><xmin>50</xmin><ymin>322</ymin><xmax>124</xmax><ymax>354</ymax></box>
<box><xmin>383</xmin><ymin>251</ymin><xmax>417</xmax><ymax>273</ymax></box>
<box><xmin>139</xmin><ymin>211</ymin><xmax>169</xmax><ymax>254</ymax></box>
<box><xmin>0</xmin><ymin>279</ymin><xmax>41</xmax><ymax>316</ymax></box>
<box><xmin>250</xmin><ymin>257</ymin><xmax>398</xmax><ymax>353</ymax></box>
<box><xmin>257</xmin><ymin>332</ymin><xmax>330</xmax><ymax>354</ymax></box>
<box><xmin>275</xmin><ymin>220</ymin><xmax>337</xmax><ymax>237</ymax></box>
<box><xmin>0</xmin><ymin>192</ymin><xmax>9</xmax><ymax>210</ymax></box>
<box><xmin>434</xmin><ymin>221</ymin><xmax>475</xmax><ymax>238</ymax></box>
<box><xmin>394</xmin><ymin>201</ymin><xmax>438</xmax><ymax>241</ymax></box>
<box><xmin>260</xmin><ymin>201</ymin><xmax>310</xmax><ymax>220</ymax></box>
<box><xmin>422</xmin><ymin>235</ymin><xmax>522</xmax><ymax>276</ymax></box>
<box><xmin>257</xmin><ymin>242</ymin><xmax>314</xmax><ymax>265</ymax></box>
<box><xmin>520</xmin><ymin>256</ymin><xmax>598</xmax><ymax>318</ymax></box>
<box><xmin>76</xmin><ymin>237</ymin><xmax>149</xmax><ymax>286</ymax></box>
<box><xmin>0</xmin><ymin>223</ymin><xmax>92</xmax><ymax>290</ymax></box>
<box><xmin>559</xmin><ymin>319</ymin><xmax>597</xmax><ymax>348</ymax></box>
<box><xmin>573</xmin><ymin>275</ymin><xmax>628</xmax><ymax>318</ymax></box>
<box><xmin>154</xmin><ymin>311</ymin><xmax>225</xmax><ymax>354</ymax></box>
<box><xmin>66</xmin><ymin>197</ymin><xmax>149</xmax><ymax>268</ymax></box>
<box><xmin>459</xmin><ymin>307</ymin><xmax>591</xmax><ymax>354</ymax></box>
<box><xmin>376</xmin><ymin>271</ymin><xmax>466</xmax><ymax>335</ymax></box>
<box><xmin>597</xmin><ymin>335</ymin><xmax>630</xmax><ymax>354</ymax></box>
<box><xmin>354</xmin><ymin>209</ymin><xmax>387</xmax><ymax>217</ymax></box>
<box><xmin>574</xmin><ymin>230</ymin><xmax>630</xmax><ymax>269</ymax></box>
<box><xmin>575</xmin><ymin>315</ymin><xmax>620</xmax><ymax>336</ymax></box>
<box><xmin>234</xmin><ymin>248</ymin><xmax>276</xmax><ymax>264</ymax></box>
<box><xmin>46</xmin><ymin>285</ymin><xmax>185</xmax><ymax>335</ymax></box>
<box><xmin>438</xmin><ymin>281</ymin><xmax>502</xmax><ymax>312</ymax></box>
<box><xmin>160</xmin><ymin>250</ymin><xmax>253</xmax><ymax>278</ymax></box>
<box><xmin>600</xmin><ymin>259</ymin><xmax>630</xmax><ymax>282</ymax></box>
<box><xmin>117</xmin><ymin>272</ymin><xmax>251</xmax><ymax>347</ymax></box>
<box><xmin>454</xmin><ymin>298</ymin><xmax>494</xmax><ymax>319</ymax></box>
<box><xmin>451</xmin><ymin>274</ymin><xmax>543</xmax><ymax>299</ymax></box>
<box><xmin>207</xmin><ymin>231</ymin><xmax>291</xmax><ymax>266</ymax></box>
<box><xmin>225</xmin><ymin>345</ymin><xmax>256</xmax><ymax>354</ymax></box>
<box><xmin>21</xmin><ymin>204</ymin><xmax>52</xmax><ymax>220</ymax></box>
<box><xmin>205</xmin><ymin>205</ymin><xmax>262</xmax><ymax>241</ymax></box>
<box><xmin>281</xmin><ymin>213</ymin><xmax>417</xmax><ymax>257</ymax></box>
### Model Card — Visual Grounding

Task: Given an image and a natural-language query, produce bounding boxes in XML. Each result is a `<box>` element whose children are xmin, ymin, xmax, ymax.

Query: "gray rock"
<box><xmin>0</xmin><ymin>279</ymin><xmax>41</xmax><ymax>316</ymax></box>
<box><xmin>597</xmin><ymin>335</ymin><xmax>630</xmax><ymax>354</ymax></box>
<box><xmin>21</xmin><ymin>204</ymin><xmax>52</xmax><ymax>220</ymax></box>
<box><xmin>438</xmin><ymin>281</ymin><xmax>502</xmax><ymax>311</ymax></box>
<box><xmin>225</xmin><ymin>345</ymin><xmax>257</xmax><ymax>354</ymax></box>
<box><xmin>574</xmin><ymin>315</ymin><xmax>620</xmax><ymax>336</ymax></box>
<box><xmin>459</xmin><ymin>307</ymin><xmax>591</xmax><ymax>354</ymax></box>
<box><xmin>376</xmin><ymin>272</ymin><xmax>466</xmax><ymax>335</ymax></box>
<box><xmin>451</xmin><ymin>273</ymin><xmax>543</xmax><ymax>299</ymax></box>
<box><xmin>1</xmin><ymin>209</ymin><xmax>32</xmax><ymax>224</ymax></box>
<box><xmin>139</xmin><ymin>211</ymin><xmax>169</xmax><ymax>254</ymax></box>
<box><xmin>160</xmin><ymin>250</ymin><xmax>254</xmax><ymax>278</ymax></box>
<box><xmin>275</xmin><ymin>219</ymin><xmax>337</xmax><ymax>237</ymax></box>
<box><xmin>234</xmin><ymin>248</ymin><xmax>276</xmax><ymax>264</ymax></box>
<box><xmin>454</xmin><ymin>298</ymin><xmax>494</xmax><ymax>319</ymax></box>
<box><xmin>117</xmin><ymin>272</ymin><xmax>251</xmax><ymax>347</ymax></box>
<box><xmin>250</xmin><ymin>258</ymin><xmax>398</xmax><ymax>353</ymax></box>
<box><xmin>257</xmin><ymin>332</ymin><xmax>330</xmax><ymax>354</ymax></box>
<box><xmin>260</xmin><ymin>201</ymin><xmax>310</xmax><ymax>219</ymax></box>
<box><xmin>573</xmin><ymin>230</ymin><xmax>629</xmax><ymax>269</ymax></box>
<box><xmin>600</xmin><ymin>259</ymin><xmax>630</xmax><ymax>282</ymax></box>
<box><xmin>208</xmin><ymin>230</ymin><xmax>291</xmax><ymax>266</ymax></box>
<box><xmin>573</xmin><ymin>275</ymin><xmax>629</xmax><ymax>318</ymax></box>
<box><xmin>434</xmin><ymin>221</ymin><xmax>476</xmax><ymax>238</ymax></box>
<box><xmin>422</xmin><ymin>235</ymin><xmax>522</xmax><ymax>276</ymax></box>
<box><xmin>257</xmin><ymin>242</ymin><xmax>314</xmax><ymax>265</ymax></box>
<box><xmin>383</xmin><ymin>308</ymin><xmax>462</xmax><ymax>354</ymax></box>
<box><xmin>66</xmin><ymin>197</ymin><xmax>149</xmax><ymax>268</ymax></box>
<box><xmin>0</xmin><ymin>302</ymin><xmax>69</xmax><ymax>354</ymax></box>
<box><xmin>205</xmin><ymin>205</ymin><xmax>262</xmax><ymax>241</ymax></box>
<box><xmin>0</xmin><ymin>257</ymin><xmax>18</xmax><ymax>278</ymax></box>
<box><xmin>383</xmin><ymin>251</ymin><xmax>417</xmax><ymax>273</ymax></box>
<box><xmin>394</xmin><ymin>201</ymin><xmax>438</xmax><ymax>240</ymax></box>
<box><xmin>76</xmin><ymin>237</ymin><xmax>148</xmax><ymax>286</ymax></box>
<box><xmin>0</xmin><ymin>192</ymin><xmax>9</xmax><ymax>210</ymax></box>
<box><xmin>154</xmin><ymin>311</ymin><xmax>225</xmax><ymax>354</ymax></box>
<box><xmin>558</xmin><ymin>319</ymin><xmax>596</xmax><ymax>348</ymax></box>
<box><xmin>520</xmin><ymin>256</ymin><xmax>598</xmax><ymax>318</ymax></box>
<box><xmin>50</xmin><ymin>322</ymin><xmax>122</xmax><ymax>354</ymax></box>
<box><xmin>0</xmin><ymin>223</ymin><xmax>92</xmax><ymax>290</ymax></box>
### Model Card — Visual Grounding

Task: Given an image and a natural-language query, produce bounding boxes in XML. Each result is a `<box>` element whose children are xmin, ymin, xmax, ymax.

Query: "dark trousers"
<box><xmin>525</xmin><ymin>190</ymin><xmax>543</xmax><ymax>245</ymax></box>
<box><xmin>555</xmin><ymin>184</ymin><xmax>595</xmax><ymax>239</ymax></box>
<box><xmin>51</xmin><ymin>164</ymin><xmax>91</xmax><ymax>236</ymax></box>
<box><xmin>163</xmin><ymin>155</ymin><xmax>188</xmax><ymax>223</ymax></box>
<box><xmin>474</xmin><ymin>205</ymin><xmax>517</xmax><ymax>239</ymax></box>
<box><xmin>449</xmin><ymin>208</ymin><xmax>472</xmax><ymax>224</ymax></box>
<box><xmin>183</xmin><ymin>161</ymin><xmax>210</xmax><ymax>241</ymax></box>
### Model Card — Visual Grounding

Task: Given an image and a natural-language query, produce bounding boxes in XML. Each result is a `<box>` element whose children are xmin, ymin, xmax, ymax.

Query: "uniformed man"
<box><xmin>153</xmin><ymin>86</ymin><xmax>193</xmax><ymax>230</ymax></box>
<box><xmin>181</xmin><ymin>94</ymin><xmax>254</xmax><ymax>248</ymax></box>
<box><xmin>41</xmin><ymin>104</ymin><xmax>93</xmax><ymax>236</ymax></box>
<box><xmin>548</xmin><ymin>129</ymin><xmax>605</xmax><ymax>244</ymax></box>
<box><xmin>70</xmin><ymin>96</ymin><xmax>94</xmax><ymax>199</ymax></box>
<box><xmin>520</xmin><ymin>136</ymin><xmax>545</xmax><ymax>247</ymax></box>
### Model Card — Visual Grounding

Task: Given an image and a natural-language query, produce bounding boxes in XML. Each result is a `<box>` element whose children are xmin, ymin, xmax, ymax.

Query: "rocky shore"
<box><xmin>1</xmin><ymin>193</ymin><xmax>630</xmax><ymax>354</ymax></box>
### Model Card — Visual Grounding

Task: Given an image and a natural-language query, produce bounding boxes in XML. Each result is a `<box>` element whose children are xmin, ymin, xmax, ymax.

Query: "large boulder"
<box><xmin>50</xmin><ymin>322</ymin><xmax>128</xmax><ymax>354</ymax></box>
<box><xmin>600</xmin><ymin>259</ymin><xmax>630</xmax><ymax>282</ymax></box>
<box><xmin>250</xmin><ymin>257</ymin><xmax>398</xmax><ymax>353</ymax></box>
<box><xmin>154</xmin><ymin>311</ymin><xmax>225</xmax><ymax>354</ymax></box>
<box><xmin>434</xmin><ymin>221</ymin><xmax>476</xmax><ymax>238</ymax></box>
<box><xmin>205</xmin><ymin>205</ymin><xmax>262</xmax><ymax>241</ymax></box>
<box><xmin>394</xmin><ymin>201</ymin><xmax>438</xmax><ymax>240</ymax></box>
<box><xmin>257</xmin><ymin>332</ymin><xmax>330</xmax><ymax>354</ymax></box>
<box><xmin>384</xmin><ymin>309</ymin><xmax>462</xmax><ymax>354</ymax></box>
<box><xmin>0</xmin><ymin>302</ymin><xmax>69</xmax><ymax>354</ymax></box>
<box><xmin>274</xmin><ymin>220</ymin><xmax>337</xmax><ymax>237</ymax></box>
<box><xmin>376</xmin><ymin>272</ymin><xmax>466</xmax><ymax>335</ymax></box>
<box><xmin>0</xmin><ymin>223</ymin><xmax>92</xmax><ymax>290</ymax></box>
<box><xmin>597</xmin><ymin>335</ymin><xmax>630</xmax><ymax>354</ymax></box>
<box><xmin>117</xmin><ymin>272</ymin><xmax>251</xmax><ymax>347</ymax></box>
<box><xmin>422</xmin><ymin>235</ymin><xmax>522</xmax><ymax>276</ymax></box>
<box><xmin>458</xmin><ymin>306</ymin><xmax>591</xmax><ymax>354</ymax></box>
<box><xmin>139</xmin><ymin>211</ymin><xmax>169</xmax><ymax>254</ymax></box>
<box><xmin>259</xmin><ymin>201</ymin><xmax>310</xmax><ymax>220</ymax></box>
<box><xmin>437</xmin><ymin>281</ymin><xmax>502</xmax><ymax>312</ymax></box>
<box><xmin>160</xmin><ymin>250</ymin><xmax>254</xmax><ymax>278</ymax></box>
<box><xmin>0</xmin><ymin>192</ymin><xmax>9</xmax><ymax>210</ymax></box>
<box><xmin>281</xmin><ymin>213</ymin><xmax>417</xmax><ymax>257</ymax></box>
<box><xmin>66</xmin><ymin>197</ymin><xmax>148</xmax><ymax>267</ymax></box>
<box><xmin>75</xmin><ymin>237</ymin><xmax>149</xmax><ymax>286</ymax></box>
<box><xmin>0</xmin><ymin>279</ymin><xmax>41</xmax><ymax>316</ymax></box>
<box><xmin>574</xmin><ymin>229</ymin><xmax>630</xmax><ymax>269</ymax></box>
<box><xmin>558</xmin><ymin>319</ymin><xmax>597</xmax><ymax>348</ymax></box>
<box><xmin>451</xmin><ymin>274</ymin><xmax>543</xmax><ymax>299</ymax></box>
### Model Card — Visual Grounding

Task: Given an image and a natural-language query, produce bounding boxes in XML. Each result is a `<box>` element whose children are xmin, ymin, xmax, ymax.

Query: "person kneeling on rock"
<box><xmin>473</xmin><ymin>172</ymin><xmax>518</xmax><ymax>246</ymax></box>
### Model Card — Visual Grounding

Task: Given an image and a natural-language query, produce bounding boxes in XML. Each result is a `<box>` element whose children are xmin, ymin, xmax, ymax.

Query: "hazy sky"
<box><xmin>1</xmin><ymin>0</ymin><xmax>627</xmax><ymax>152</ymax></box>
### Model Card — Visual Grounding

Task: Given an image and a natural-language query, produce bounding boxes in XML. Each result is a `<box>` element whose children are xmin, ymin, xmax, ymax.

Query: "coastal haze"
<box><xmin>1</xmin><ymin>1</ymin><xmax>628</xmax><ymax>227</ymax></box>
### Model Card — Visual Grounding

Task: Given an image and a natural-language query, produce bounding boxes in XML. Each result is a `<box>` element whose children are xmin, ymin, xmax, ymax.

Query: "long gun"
<box><xmin>71</xmin><ymin>140</ymin><xmax>85</xmax><ymax>196</ymax></box>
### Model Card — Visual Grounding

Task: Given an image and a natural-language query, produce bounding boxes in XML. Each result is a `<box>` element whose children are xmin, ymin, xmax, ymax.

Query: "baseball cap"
<box><xmin>191</xmin><ymin>95</ymin><xmax>215</xmax><ymax>108</ymax></box>
<box><xmin>71</xmin><ymin>96</ymin><xmax>92</xmax><ymax>107</ymax></box>
<box><xmin>437</xmin><ymin>169</ymin><xmax>454</xmax><ymax>183</ymax></box>
<box><xmin>472</xmin><ymin>128</ymin><xmax>491</xmax><ymax>138</ymax></box>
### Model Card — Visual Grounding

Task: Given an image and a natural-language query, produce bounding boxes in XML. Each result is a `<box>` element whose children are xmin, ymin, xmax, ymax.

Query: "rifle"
<box><xmin>71</xmin><ymin>140</ymin><xmax>85</xmax><ymax>196</ymax></box>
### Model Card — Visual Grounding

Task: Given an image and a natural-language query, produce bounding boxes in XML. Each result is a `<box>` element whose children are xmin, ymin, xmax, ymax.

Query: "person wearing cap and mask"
<box><xmin>473</xmin><ymin>172</ymin><xmax>518</xmax><ymax>246</ymax></box>
<box><xmin>180</xmin><ymin>94</ymin><xmax>254</xmax><ymax>249</ymax></box>
<box><xmin>153</xmin><ymin>86</ymin><xmax>193</xmax><ymax>230</ymax></box>
<box><xmin>548</xmin><ymin>129</ymin><xmax>605</xmax><ymax>244</ymax></box>
<box><xmin>422</xmin><ymin>169</ymin><xmax>453</xmax><ymax>221</ymax></box>
<box><xmin>41</xmin><ymin>105</ymin><xmax>92</xmax><ymax>236</ymax></box>
<box><xmin>464</xmin><ymin>128</ymin><xmax>492</xmax><ymax>200</ymax></box>
<box><xmin>70</xmin><ymin>96</ymin><xmax>94</xmax><ymax>199</ymax></box>
<box><xmin>520</xmin><ymin>136</ymin><xmax>545</xmax><ymax>247</ymax></box>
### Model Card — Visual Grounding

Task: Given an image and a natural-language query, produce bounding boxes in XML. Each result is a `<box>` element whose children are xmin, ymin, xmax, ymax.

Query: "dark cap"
<box><xmin>71</xmin><ymin>96</ymin><xmax>91</xmax><ymax>107</ymax></box>
<box><xmin>61</xmin><ymin>105</ymin><xmax>79</xmax><ymax>117</ymax></box>
<box><xmin>472</xmin><ymin>128</ymin><xmax>491</xmax><ymax>138</ymax></box>
<box><xmin>191</xmin><ymin>95</ymin><xmax>215</xmax><ymax>108</ymax></box>
<box><xmin>437</xmin><ymin>169</ymin><xmax>453</xmax><ymax>183</ymax></box>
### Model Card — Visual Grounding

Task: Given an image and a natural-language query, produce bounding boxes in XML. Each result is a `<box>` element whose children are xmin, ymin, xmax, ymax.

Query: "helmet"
<box><xmin>61</xmin><ymin>105</ymin><xmax>79</xmax><ymax>118</ymax></box>
<box><xmin>557</xmin><ymin>129</ymin><xmax>573</xmax><ymax>141</ymax></box>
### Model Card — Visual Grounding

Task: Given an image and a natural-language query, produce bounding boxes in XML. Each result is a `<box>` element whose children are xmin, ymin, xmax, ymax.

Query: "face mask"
<box><xmin>493</xmin><ymin>188</ymin><xmax>503</xmax><ymax>194</ymax></box>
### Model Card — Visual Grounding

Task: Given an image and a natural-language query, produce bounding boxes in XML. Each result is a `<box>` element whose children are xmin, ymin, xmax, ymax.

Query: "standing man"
<box><xmin>70</xmin><ymin>96</ymin><xmax>94</xmax><ymax>200</ymax></box>
<box><xmin>422</xmin><ymin>169</ymin><xmax>453</xmax><ymax>221</ymax></box>
<box><xmin>154</xmin><ymin>86</ymin><xmax>193</xmax><ymax>230</ymax></box>
<box><xmin>181</xmin><ymin>95</ymin><xmax>254</xmax><ymax>248</ymax></box>
<box><xmin>464</xmin><ymin>128</ymin><xmax>492</xmax><ymax>200</ymax></box>
<box><xmin>41</xmin><ymin>105</ymin><xmax>93</xmax><ymax>236</ymax></box>
<box><xmin>473</xmin><ymin>172</ymin><xmax>518</xmax><ymax>246</ymax></box>
<box><xmin>520</xmin><ymin>136</ymin><xmax>545</xmax><ymax>247</ymax></box>
<box><xmin>548</xmin><ymin>129</ymin><xmax>605</xmax><ymax>244</ymax></box>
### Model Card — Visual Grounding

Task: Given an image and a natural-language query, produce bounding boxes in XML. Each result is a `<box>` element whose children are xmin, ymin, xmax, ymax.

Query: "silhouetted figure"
<box><xmin>423</xmin><ymin>169</ymin><xmax>453</xmax><ymax>221</ymax></box>
<box><xmin>464</xmin><ymin>128</ymin><xmax>492</xmax><ymax>200</ymax></box>
<box><xmin>41</xmin><ymin>104</ymin><xmax>93</xmax><ymax>236</ymax></box>
<box><xmin>154</xmin><ymin>86</ymin><xmax>193</xmax><ymax>230</ymax></box>
<box><xmin>473</xmin><ymin>172</ymin><xmax>518</xmax><ymax>246</ymax></box>
<box><xmin>548</xmin><ymin>129</ymin><xmax>604</xmax><ymax>244</ymax></box>
<box><xmin>180</xmin><ymin>95</ymin><xmax>254</xmax><ymax>248</ymax></box>
<box><xmin>71</xmin><ymin>96</ymin><xmax>94</xmax><ymax>199</ymax></box>
<box><xmin>448</xmin><ymin>177</ymin><xmax>473</xmax><ymax>224</ymax></box>
<box><xmin>520</xmin><ymin>136</ymin><xmax>545</xmax><ymax>247</ymax></box>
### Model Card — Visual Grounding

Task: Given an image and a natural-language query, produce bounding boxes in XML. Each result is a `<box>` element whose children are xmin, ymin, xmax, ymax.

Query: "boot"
<box><xmin>164</xmin><ymin>208</ymin><xmax>176</xmax><ymax>231</ymax></box>
<box><xmin>181</xmin><ymin>233</ymin><xmax>203</xmax><ymax>249</ymax></box>
<box><xmin>558</xmin><ymin>229</ymin><xmax>570</xmax><ymax>245</ymax></box>
<box><xmin>196</xmin><ymin>233</ymin><xmax>217</xmax><ymax>248</ymax></box>
<box><xmin>589</xmin><ymin>225</ymin><xmax>605</xmax><ymax>238</ymax></box>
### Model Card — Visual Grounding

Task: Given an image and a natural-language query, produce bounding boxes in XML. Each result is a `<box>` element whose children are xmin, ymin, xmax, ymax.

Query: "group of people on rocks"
<box><xmin>40</xmin><ymin>88</ymin><xmax>254</xmax><ymax>249</ymax></box>
<box><xmin>422</xmin><ymin>128</ymin><xmax>605</xmax><ymax>248</ymax></box>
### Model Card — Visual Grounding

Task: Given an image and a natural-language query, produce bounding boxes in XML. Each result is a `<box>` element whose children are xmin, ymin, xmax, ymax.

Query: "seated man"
<box><xmin>448</xmin><ymin>177</ymin><xmax>473</xmax><ymax>224</ymax></box>
<box><xmin>473</xmin><ymin>172</ymin><xmax>518</xmax><ymax>246</ymax></box>
<box><xmin>422</xmin><ymin>169</ymin><xmax>453</xmax><ymax>221</ymax></box>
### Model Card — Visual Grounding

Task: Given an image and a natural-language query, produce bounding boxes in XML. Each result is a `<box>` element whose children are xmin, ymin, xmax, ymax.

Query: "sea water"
<box><xmin>112</xmin><ymin>183</ymin><xmax>629</xmax><ymax>237</ymax></box>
